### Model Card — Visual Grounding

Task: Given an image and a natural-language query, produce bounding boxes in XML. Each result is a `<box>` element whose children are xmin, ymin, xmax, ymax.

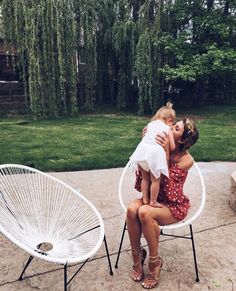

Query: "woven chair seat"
<box><xmin>118</xmin><ymin>161</ymin><xmax>206</xmax><ymax>230</ymax></box>
<box><xmin>0</xmin><ymin>164</ymin><xmax>104</xmax><ymax>265</ymax></box>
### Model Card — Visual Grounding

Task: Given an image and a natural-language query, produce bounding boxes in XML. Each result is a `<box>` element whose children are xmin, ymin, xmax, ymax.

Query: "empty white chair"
<box><xmin>0</xmin><ymin>164</ymin><xmax>113</xmax><ymax>290</ymax></box>
<box><xmin>115</xmin><ymin>161</ymin><xmax>206</xmax><ymax>282</ymax></box>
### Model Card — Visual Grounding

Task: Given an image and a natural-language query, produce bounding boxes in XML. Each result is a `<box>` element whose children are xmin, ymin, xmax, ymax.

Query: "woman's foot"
<box><xmin>131</xmin><ymin>247</ymin><xmax>147</xmax><ymax>282</ymax></box>
<box><xmin>149</xmin><ymin>201</ymin><xmax>163</xmax><ymax>208</ymax></box>
<box><xmin>142</xmin><ymin>256</ymin><xmax>163</xmax><ymax>289</ymax></box>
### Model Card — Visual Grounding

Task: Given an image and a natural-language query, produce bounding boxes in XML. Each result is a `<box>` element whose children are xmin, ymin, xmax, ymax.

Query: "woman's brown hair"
<box><xmin>179</xmin><ymin>118</ymin><xmax>199</xmax><ymax>152</ymax></box>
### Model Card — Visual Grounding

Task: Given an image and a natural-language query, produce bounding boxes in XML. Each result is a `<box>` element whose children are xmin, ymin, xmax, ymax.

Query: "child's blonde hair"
<box><xmin>151</xmin><ymin>101</ymin><xmax>176</xmax><ymax>122</ymax></box>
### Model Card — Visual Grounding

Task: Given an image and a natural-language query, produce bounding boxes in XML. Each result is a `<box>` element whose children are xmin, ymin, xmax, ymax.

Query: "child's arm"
<box><xmin>168</xmin><ymin>129</ymin><xmax>175</xmax><ymax>152</ymax></box>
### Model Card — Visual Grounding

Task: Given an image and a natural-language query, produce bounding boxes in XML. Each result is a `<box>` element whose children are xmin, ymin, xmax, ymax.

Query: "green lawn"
<box><xmin>0</xmin><ymin>105</ymin><xmax>235</xmax><ymax>171</ymax></box>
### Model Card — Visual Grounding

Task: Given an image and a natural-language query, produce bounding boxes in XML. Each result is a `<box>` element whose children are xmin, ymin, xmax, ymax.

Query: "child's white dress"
<box><xmin>129</xmin><ymin>120</ymin><xmax>170</xmax><ymax>178</ymax></box>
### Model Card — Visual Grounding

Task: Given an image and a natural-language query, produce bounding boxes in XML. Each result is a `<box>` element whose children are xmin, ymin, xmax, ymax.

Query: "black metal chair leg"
<box><xmin>103</xmin><ymin>235</ymin><xmax>113</xmax><ymax>275</ymax></box>
<box><xmin>19</xmin><ymin>256</ymin><xmax>34</xmax><ymax>280</ymax></box>
<box><xmin>64</xmin><ymin>264</ymin><xmax>67</xmax><ymax>291</ymax></box>
<box><xmin>189</xmin><ymin>224</ymin><xmax>200</xmax><ymax>282</ymax></box>
<box><xmin>115</xmin><ymin>222</ymin><xmax>127</xmax><ymax>268</ymax></box>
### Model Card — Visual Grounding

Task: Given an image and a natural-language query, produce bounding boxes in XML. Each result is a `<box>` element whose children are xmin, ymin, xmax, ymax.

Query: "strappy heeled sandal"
<box><xmin>131</xmin><ymin>247</ymin><xmax>147</xmax><ymax>282</ymax></box>
<box><xmin>142</xmin><ymin>255</ymin><xmax>163</xmax><ymax>289</ymax></box>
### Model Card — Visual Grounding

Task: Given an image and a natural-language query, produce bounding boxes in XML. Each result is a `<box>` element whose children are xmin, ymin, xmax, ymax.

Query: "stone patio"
<box><xmin>0</xmin><ymin>162</ymin><xmax>235</xmax><ymax>291</ymax></box>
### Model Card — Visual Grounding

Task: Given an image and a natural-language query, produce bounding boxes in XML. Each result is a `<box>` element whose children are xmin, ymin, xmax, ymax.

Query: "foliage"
<box><xmin>74</xmin><ymin>0</ymin><xmax>98</xmax><ymax>112</ymax></box>
<box><xmin>0</xmin><ymin>0</ymin><xmax>236</xmax><ymax>117</ymax></box>
<box><xmin>1</xmin><ymin>0</ymin><xmax>78</xmax><ymax>118</ymax></box>
<box><xmin>112</xmin><ymin>19</ymin><xmax>136</xmax><ymax>109</ymax></box>
<box><xmin>0</xmin><ymin>7</ymin><xmax>3</xmax><ymax>38</ymax></box>
<box><xmin>158</xmin><ymin>0</ymin><xmax>236</xmax><ymax>105</ymax></box>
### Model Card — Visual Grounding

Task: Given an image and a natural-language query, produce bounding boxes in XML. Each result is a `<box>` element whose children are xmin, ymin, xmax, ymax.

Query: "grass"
<box><xmin>179</xmin><ymin>105</ymin><xmax>236</xmax><ymax>162</ymax></box>
<box><xmin>0</xmin><ymin>104</ymin><xmax>236</xmax><ymax>172</ymax></box>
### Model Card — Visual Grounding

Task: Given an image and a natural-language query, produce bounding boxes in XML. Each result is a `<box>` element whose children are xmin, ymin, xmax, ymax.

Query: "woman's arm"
<box><xmin>168</xmin><ymin>130</ymin><xmax>175</xmax><ymax>152</ymax></box>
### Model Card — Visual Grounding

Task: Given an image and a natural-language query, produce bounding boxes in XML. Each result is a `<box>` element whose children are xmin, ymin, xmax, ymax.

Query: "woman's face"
<box><xmin>171</xmin><ymin>121</ymin><xmax>184</xmax><ymax>142</ymax></box>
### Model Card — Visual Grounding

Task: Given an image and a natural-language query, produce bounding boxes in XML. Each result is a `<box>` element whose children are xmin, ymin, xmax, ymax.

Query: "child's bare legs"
<box><xmin>150</xmin><ymin>173</ymin><xmax>163</xmax><ymax>208</ymax></box>
<box><xmin>138</xmin><ymin>166</ymin><xmax>150</xmax><ymax>204</ymax></box>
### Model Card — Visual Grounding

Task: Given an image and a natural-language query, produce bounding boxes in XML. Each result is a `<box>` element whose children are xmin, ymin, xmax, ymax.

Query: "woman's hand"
<box><xmin>142</xmin><ymin>126</ymin><xmax>147</xmax><ymax>138</ymax></box>
<box><xmin>155</xmin><ymin>132</ymin><xmax>169</xmax><ymax>151</ymax></box>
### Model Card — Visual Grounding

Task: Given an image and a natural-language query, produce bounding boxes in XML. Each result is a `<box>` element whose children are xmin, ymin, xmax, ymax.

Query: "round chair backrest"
<box><xmin>0</xmin><ymin>164</ymin><xmax>104</xmax><ymax>264</ymax></box>
<box><xmin>118</xmin><ymin>161</ymin><xmax>206</xmax><ymax>230</ymax></box>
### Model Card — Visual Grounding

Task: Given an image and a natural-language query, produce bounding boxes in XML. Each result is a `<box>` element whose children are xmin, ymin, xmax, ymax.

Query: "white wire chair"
<box><xmin>115</xmin><ymin>161</ymin><xmax>206</xmax><ymax>282</ymax></box>
<box><xmin>0</xmin><ymin>164</ymin><xmax>113</xmax><ymax>290</ymax></box>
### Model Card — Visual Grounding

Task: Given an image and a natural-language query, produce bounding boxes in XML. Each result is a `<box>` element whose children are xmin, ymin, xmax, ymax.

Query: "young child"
<box><xmin>129</xmin><ymin>102</ymin><xmax>176</xmax><ymax>207</ymax></box>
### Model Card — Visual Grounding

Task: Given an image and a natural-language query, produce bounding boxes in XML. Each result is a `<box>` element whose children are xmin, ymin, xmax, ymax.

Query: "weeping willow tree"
<box><xmin>2</xmin><ymin>0</ymin><xmax>233</xmax><ymax>117</ymax></box>
<box><xmin>107</xmin><ymin>0</ymin><xmax>166</xmax><ymax>114</ymax></box>
<box><xmin>74</xmin><ymin>0</ymin><xmax>98</xmax><ymax>112</ymax></box>
<box><xmin>135</xmin><ymin>0</ymin><xmax>165</xmax><ymax>115</ymax></box>
<box><xmin>0</xmin><ymin>0</ymin><xmax>177</xmax><ymax>116</ymax></box>
<box><xmin>1</xmin><ymin>0</ymin><xmax>77</xmax><ymax>118</ymax></box>
<box><xmin>112</xmin><ymin>21</ymin><xmax>136</xmax><ymax>110</ymax></box>
<box><xmin>96</xmin><ymin>0</ymin><xmax>116</xmax><ymax>105</ymax></box>
<box><xmin>110</xmin><ymin>0</ymin><xmax>137</xmax><ymax>110</ymax></box>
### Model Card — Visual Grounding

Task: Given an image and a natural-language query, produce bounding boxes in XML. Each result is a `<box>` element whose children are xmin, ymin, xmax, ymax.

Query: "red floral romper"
<box><xmin>135</xmin><ymin>161</ymin><xmax>190</xmax><ymax>221</ymax></box>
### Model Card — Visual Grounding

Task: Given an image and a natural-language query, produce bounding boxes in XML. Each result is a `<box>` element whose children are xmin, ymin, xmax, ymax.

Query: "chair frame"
<box><xmin>19</xmin><ymin>235</ymin><xmax>113</xmax><ymax>291</ymax></box>
<box><xmin>115</xmin><ymin>161</ymin><xmax>206</xmax><ymax>282</ymax></box>
<box><xmin>0</xmin><ymin>164</ymin><xmax>113</xmax><ymax>291</ymax></box>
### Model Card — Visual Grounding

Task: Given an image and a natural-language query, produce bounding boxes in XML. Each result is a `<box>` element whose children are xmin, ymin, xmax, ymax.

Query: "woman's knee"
<box><xmin>138</xmin><ymin>205</ymin><xmax>152</xmax><ymax>223</ymax></box>
<box><xmin>126</xmin><ymin>201</ymin><xmax>139</xmax><ymax>220</ymax></box>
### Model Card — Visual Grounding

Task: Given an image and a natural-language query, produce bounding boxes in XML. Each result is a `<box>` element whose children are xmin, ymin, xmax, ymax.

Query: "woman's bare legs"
<box><xmin>138</xmin><ymin>205</ymin><xmax>178</xmax><ymax>289</ymax></box>
<box><xmin>126</xmin><ymin>199</ymin><xmax>144</xmax><ymax>281</ymax></box>
<box><xmin>139</xmin><ymin>167</ymin><xmax>150</xmax><ymax>204</ymax></box>
<box><xmin>149</xmin><ymin>173</ymin><xmax>162</xmax><ymax>208</ymax></box>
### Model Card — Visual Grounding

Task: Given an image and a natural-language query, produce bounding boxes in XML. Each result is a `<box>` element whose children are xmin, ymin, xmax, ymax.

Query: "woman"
<box><xmin>127</xmin><ymin>117</ymin><xmax>199</xmax><ymax>289</ymax></box>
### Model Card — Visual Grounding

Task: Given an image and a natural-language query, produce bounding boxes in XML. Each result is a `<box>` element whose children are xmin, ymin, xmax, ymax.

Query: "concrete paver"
<box><xmin>0</xmin><ymin>162</ymin><xmax>235</xmax><ymax>291</ymax></box>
